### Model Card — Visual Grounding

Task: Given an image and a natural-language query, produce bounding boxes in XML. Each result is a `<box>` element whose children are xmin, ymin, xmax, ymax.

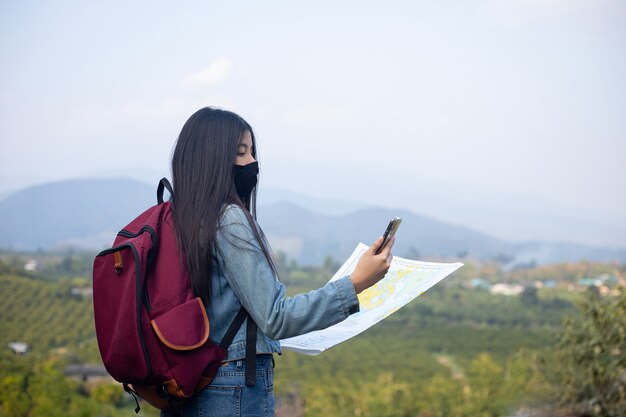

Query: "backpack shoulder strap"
<box><xmin>245</xmin><ymin>314</ymin><xmax>257</xmax><ymax>386</ymax></box>
<box><xmin>219</xmin><ymin>306</ymin><xmax>258</xmax><ymax>387</ymax></box>
<box><xmin>219</xmin><ymin>307</ymin><xmax>248</xmax><ymax>350</ymax></box>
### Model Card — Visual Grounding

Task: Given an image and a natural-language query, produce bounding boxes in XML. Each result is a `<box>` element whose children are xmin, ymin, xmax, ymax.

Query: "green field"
<box><xmin>0</xmin><ymin>253</ymin><xmax>624</xmax><ymax>417</ymax></box>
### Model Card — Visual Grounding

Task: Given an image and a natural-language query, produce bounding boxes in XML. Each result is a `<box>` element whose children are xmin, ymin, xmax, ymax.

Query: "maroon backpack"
<box><xmin>92</xmin><ymin>179</ymin><xmax>257</xmax><ymax>413</ymax></box>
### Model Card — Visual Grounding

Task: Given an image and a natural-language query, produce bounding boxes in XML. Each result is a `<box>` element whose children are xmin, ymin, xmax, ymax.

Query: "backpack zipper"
<box><xmin>117</xmin><ymin>226</ymin><xmax>158</xmax><ymax>312</ymax></box>
<box><xmin>96</xmin><ymin>243</ymin><xmax>153</xmax><ymax>382</ymax></box>
<box><xmin>118</xmin><ymin>226</ymin><xmax>157</xmax><ymax>245</ymax></box>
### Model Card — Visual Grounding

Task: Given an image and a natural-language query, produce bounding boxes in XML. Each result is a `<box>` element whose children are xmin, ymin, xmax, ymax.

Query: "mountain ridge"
<box><xmin>1</xmin><ymin>178</ymin><xmax>624</xmax><ymax>265</ymax></box>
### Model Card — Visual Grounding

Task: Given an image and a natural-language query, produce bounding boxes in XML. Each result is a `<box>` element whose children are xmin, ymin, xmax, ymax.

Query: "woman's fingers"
<box><xmin>371</xmin><ymin>236</ymin><xmax>384</xmax><ymax>254</ymax></box>
<box><xmin>351</xmin><ymin>235</ymin><xmax>397</xmax><ymax>293</ymax></box>
<box><xmin>382</xmin><ymin>236</ymin><xmax>395</xmax><ymax>270</ymax></box>
<box><xmin>379</xmin><ymin>236</ymin><xmax>395</xmax><ymax>257</ymax></box>
<box><xmin>372</xmin><ymin>235</ymin><xmax>395</xmax><ymax>258</ymax></box>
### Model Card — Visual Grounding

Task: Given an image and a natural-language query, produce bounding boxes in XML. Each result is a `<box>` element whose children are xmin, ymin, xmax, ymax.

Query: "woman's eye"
<box><xmin>237</xmin><ymin>153</ymin><xmax>246</xmax><ymax>157</ymax></box>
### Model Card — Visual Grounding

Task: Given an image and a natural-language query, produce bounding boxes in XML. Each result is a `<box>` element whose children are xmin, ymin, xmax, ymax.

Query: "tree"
<box><xmin>521</xmin><ymin>286</ymin><xmax>539</xmax><ymax>305</ymax></box>
<box><xmin>554</xmin><ymin>288</ymin><xmax>626</xmax><ymax>416</ymax></box>
<box><xmin>0</xmin><ymin>374</ymin><xmax>30</xmax><ymax>417</ymax></box>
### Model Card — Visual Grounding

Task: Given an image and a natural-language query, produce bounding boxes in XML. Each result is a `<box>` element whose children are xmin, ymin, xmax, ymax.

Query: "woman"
<box><xmin>165</xmin><ymin>107</ymin><xmax>395</xmax><ymax>417</ymax></box>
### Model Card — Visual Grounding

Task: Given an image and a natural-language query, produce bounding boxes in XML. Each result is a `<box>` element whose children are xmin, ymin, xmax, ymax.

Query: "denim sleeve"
<box><xmin>214</xmin><ymin>204</ymin><xmax>360</xmax><ymax>340</ymax></box>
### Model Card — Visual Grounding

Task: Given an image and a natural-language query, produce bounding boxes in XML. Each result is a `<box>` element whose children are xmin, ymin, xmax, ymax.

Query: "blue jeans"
<box><xmin>161</xmin><ymin>355</ymin><xmax>275</xmax><ymax>417</ymax></box>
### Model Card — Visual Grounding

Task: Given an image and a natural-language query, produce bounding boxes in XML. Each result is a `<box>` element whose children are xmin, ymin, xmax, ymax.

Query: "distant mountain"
<box><xmin>1</xmin><ymin>178</ymin><xmax>625</xmax><ymax>266</ymax></box>
<box><xmin>260</xmin><ymin>159</ymin><xmax>626</xmax><ymax>249</ymax></box>
<box><xmin>257</xmin><ymin>202</ymin><xmax>508</xmax><ymax>264</ymax></box>
<box><xmin>258</xmin><ymin>189</ymin><xmax>363</xmax><ymax>216</ymax></box>
<box><xmin>0</xmin><ymin>178</ymin><xmax>155</xmax><ymax>251</ymax></box>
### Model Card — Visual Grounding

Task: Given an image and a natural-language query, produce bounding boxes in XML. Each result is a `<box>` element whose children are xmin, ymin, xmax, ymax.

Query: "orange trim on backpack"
<box><xmin>132</xmin><ymin>376</ymin><xmax>215</xmax><ymax>411</ymax></box>
<box><xmin>163</xmin><ymin>378</ymin><xmax>188</xmax><ymax>398</ymax></box>
<box><xmin>132</xmin><ymin>384</ymin><xmax>171</xmax><ymax>409</ymax></box>
<box><xmin>150</xmin><ymin>298</ymin><xmax>210</xmax><ymax>351</ymax></box>
<box><xmin>113</xmin><ymin>251</ymin><xmax>123</xmax><ymax>273</ymax></box>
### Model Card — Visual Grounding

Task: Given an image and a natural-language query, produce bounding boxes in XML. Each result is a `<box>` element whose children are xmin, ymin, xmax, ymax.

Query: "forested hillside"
<box><xmin>0</xmin><ymin>254</ymin><xmax>624</xmax><ymax>416</ymax></box>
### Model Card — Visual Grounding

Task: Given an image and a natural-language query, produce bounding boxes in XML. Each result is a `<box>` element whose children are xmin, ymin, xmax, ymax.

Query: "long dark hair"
<box><xmin>170</xmin><ymin>107</ymin><xmax>275</xmax><ymax>302</ymax></box>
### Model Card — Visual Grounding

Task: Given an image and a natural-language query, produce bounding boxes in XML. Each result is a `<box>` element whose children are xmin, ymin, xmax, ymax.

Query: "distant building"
<box><xmin>543</xmin><ymin>279</ymin><xmax>557</xmax><ymax>288</ymax></box>
<box><xmin>597</xmin><ymin>273</ymin><xmax>619</xmax><ymax>286</ymax></box>
<box><xmin>8</xmin><ymin>342</ymin><xmax>29</xmax><ymax>355</ymax></box>
<box><xmin>578</xmin><ymin>278</ymin><xmax>601</xmax><ymax>287</ymax></box>
<box><xmin>64</xmin><ymin>364</ymin><xmax>111</xmax><ymax>383</ymax></box>
<box><xmin>535</xmin><ymin>279</ymin><xmax>557</xmax><ymax>289</ymax></box>
<box><xmin>24</xmin><ymin>260</ymin><xmax>38</xmax><ymax>272</ymax></box>
<box><xmin>490</xmin><ymin>283</ymin><xmax>524</xmax><ymax>296</ymax></box>
<box><xmin>70</xmin><ymin>287</ymin><xmax>93</xmax><ymax>298</ymax></box>
<box><xmin>470</xmin><ymin>278</ymin><xmax>491</xmax><ymax>290</ymax></box>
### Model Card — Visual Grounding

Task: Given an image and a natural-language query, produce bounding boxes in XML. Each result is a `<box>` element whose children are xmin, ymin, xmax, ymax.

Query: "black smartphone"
<box><xmin>375</xmin><ymin>217</ymin><xmax>401</xmax><ymax>255</ymax></box>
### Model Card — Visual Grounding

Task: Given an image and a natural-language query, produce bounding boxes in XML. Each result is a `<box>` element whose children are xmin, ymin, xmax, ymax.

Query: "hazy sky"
<box><xmin>1</xmin><ymin>1</ymin><xmax>625</xmax><ymax>222</ymax></box>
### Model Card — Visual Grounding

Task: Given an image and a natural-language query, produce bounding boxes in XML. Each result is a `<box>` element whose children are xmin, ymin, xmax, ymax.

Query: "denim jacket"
<box><xmin>206</xmin><ymin>204</ymin><xmax>360</xmax><ymax>361</ymax></box>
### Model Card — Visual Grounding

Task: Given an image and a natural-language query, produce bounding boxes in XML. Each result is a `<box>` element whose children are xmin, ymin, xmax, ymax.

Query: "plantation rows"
<box><xmin>0</xmin><ymin>275</ymin><xmax>96</xmax><ymax>364</ymax></box>
<box><xmin>1</xmin><ymin>258</ymin><xmax>622</xmax><ymax>416</ymax></box>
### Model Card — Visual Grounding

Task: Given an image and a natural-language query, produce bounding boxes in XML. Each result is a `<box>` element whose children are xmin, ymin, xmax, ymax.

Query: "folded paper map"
<box><xmin>280</xmin><ymin>243</ymin><xmax>463</xmax><ymax>355</ymax></box>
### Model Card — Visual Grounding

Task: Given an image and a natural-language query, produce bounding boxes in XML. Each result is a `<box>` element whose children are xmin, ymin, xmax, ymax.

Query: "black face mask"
<box><xmin>233</xmin><ymin>161</ymin><xmax>259</xmax><ymax>203</ymax></box>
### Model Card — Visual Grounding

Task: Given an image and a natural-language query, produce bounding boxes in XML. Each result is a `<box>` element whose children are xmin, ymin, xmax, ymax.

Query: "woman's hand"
<box><xmin>349</xmin><ymin>236</ymin><xmax>395</xmax><ymax>294</ymax></box>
